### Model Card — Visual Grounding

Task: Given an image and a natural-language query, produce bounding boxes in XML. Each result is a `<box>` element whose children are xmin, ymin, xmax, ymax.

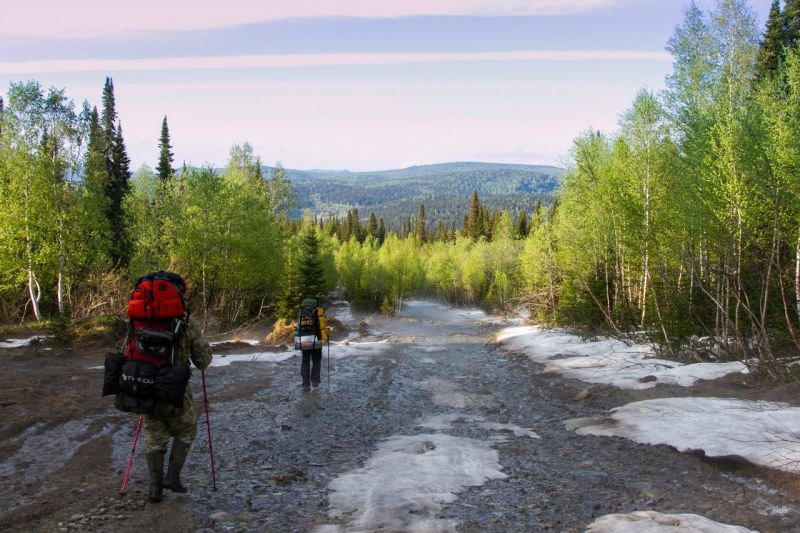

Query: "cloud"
<box><xmin>0</xmin><ymin>50</ymin><xmax>671</xmax><ymax>75</ymax></box>
<box><xmin>6</xmin><ymin>0</ymin><xmax>628</xmax><ymax>39</ymax></box>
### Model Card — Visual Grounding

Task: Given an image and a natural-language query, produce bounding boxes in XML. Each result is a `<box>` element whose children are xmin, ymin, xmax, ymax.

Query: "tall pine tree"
<box><xmin>415</xmin><ymin>204</ymin><xmax>426</xmax><ymax>241</ymax></box>
<box><xmin>757</xmin><ymin>1</ymin><xmax>784</xmax><ymax>75</ymax></box>
<box><xmin>156</xmin><ymin>115</ymin><xmax>174</xmax><ymax>180</ymax></box>
<box><xmin>98</xmin><ymin>78</ymin><xmax>131</xmax><ymax>267</ymax></box>
<box><xmin>467</xmin><ymin>189</ymin><xmax>483</xmax><ymax>241</ymax></box>
<box><xmin>297</xmin><ymin>228</ymin><xmax>326</xmax><ymax>304</ymax></box>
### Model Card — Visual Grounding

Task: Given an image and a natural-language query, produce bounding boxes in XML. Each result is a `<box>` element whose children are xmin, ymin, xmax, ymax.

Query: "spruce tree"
<box><xmin>467</xmin><ymin>189</ymin><xmax>482</xmax><ymax>240</ymax></box>
<box><xmin>377</xmin><ymin>217</ymin><xmax>386</xmax><ymax>245</ymax></box>
<box><xmin>97</xmin><ymin>78</ymin><xmax>131</xmax><ymax>267</ymax></box>
<box><xmin>515</xmin><ymin>211</ymin><xmax>529</xmax><ymax>238</ymax></box>
<box><xmin>415</xmin><ymin>204</ymin><xmax>426</xmax><ymax>241</ymax></box>
<box><xmin>449</xmin><ymin>221</ymin><xmax>457</xmax><ymax>242</ymax></box>
<box><xmin>783</xmin><ymin>0</ymin><xmax>800</xmax><ymax>48</ymax></box>
<box><xmin>757</xmin><ymin>1</ymin><xmax>784</xmax><ymax>75</ymax></box>
<box><xmin>435</xmin><ymin>221</ymin><xmax>447</xmax><ymax>242</ymax></box>
<box><xmin>297</xmin><ymin>228</ymin><xmax>326</xmax><ymax>304</ymax></box>
<box><xmin>0</xmin><ymin>96</ymin><xmax>4</xmax><ymax>139</ymax></box>
<box><xmin>156</xmin><ymin>115</ymin><xmax>174</xmax><ymax>180</ymax></box>
<box><xmin>367</xmin><ymin>212</ymin><xmax>378</xmax><ymax>238</ymax></box>
<box><xmin>108</xmin><ymin>121</ymin><xmax>131</xmax><ymax>266</ymax></box>
<box><xmin>101</xmin><ymin>77</ymin><xmax>116</xmax><ymax>146</ymax></box>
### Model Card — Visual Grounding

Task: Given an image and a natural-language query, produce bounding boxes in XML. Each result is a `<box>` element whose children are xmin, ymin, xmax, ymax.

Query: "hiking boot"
<box><xmin>164</xmin><ymin>440</ymin><xmax>190</xmax><ymax>493</ymax></box>
<box><xmin>311</xmin><ymin>381</ymin><xmax>320</xmax><ymax>388</ymax></box>
<box><xmin>145</xmin><ymin>451</ymin><xmax>165</xmax><ymax>503</ymax></box>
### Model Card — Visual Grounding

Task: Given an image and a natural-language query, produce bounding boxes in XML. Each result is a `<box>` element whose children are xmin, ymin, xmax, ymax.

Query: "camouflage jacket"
<box><xmin>176</xmin><ymin>319</ymin><xmax>213</xmax><ymax>370</ymax></box>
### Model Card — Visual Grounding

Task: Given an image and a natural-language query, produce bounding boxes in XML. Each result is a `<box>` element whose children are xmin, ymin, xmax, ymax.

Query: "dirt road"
<box><xmin>1</xmin><ymin>302</ymin><xmax>799</xmax><ymax>532</ymax></box>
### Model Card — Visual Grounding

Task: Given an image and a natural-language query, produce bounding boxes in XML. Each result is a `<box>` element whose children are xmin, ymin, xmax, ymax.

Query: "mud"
<box><xmin>1</xmin><ymin>302</ymin><xmax>799</xmax><ymax>532</ymax></box>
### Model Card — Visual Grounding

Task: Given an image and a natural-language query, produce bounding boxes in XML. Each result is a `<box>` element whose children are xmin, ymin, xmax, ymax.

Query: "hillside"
<box><xmin>270</xmin><ymin>162</ymin><xmax>564</xmax><ymax>227</ymax></box>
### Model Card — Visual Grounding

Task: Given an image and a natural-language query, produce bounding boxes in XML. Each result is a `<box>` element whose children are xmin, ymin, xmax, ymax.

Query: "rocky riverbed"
<box><xmin>1</xmin><ymin>301</ymin><xmax>799</xmax><ymax>532</ymax></box>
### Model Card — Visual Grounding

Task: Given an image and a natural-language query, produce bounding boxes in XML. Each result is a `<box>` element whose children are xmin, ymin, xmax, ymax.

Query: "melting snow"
<box><xmin>0</xmin><ymin>335</ymin><xmax>49</xmax><ymax>349</ymax></box>
<box><xmin>585</xmin><ymin>511</ymin><xmax>755</xmax><ymax>532</ymax></box>
<box><xmin>209</xmin><ymin>351</ymin><xmax>294</xmax><ymax>367</ymax></box>
<box><xmin>567</xmin><ymin>397</ymin><xmax>800</xmax><ymax>473</ymax></box>
<box><xmin>496</xmin><ymin>327</ymin><xmax>748</xmax><ymax>389</ymax></box>
<box><xmin>329</xmin><ymin>339</ymin><xmax>393</xmax><ymax>359</ymax></box>
<box><xmin>319</xmin><ymin>433</ymin><xmax>506</xmax><ymax>532</ymax></box>
<box><xmin>209</xmin><ymin>338</ymin><xmax>261</xmax><ymax>346</ymax></box>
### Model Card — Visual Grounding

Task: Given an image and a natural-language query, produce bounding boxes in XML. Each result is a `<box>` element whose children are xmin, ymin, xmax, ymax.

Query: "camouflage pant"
<box><xmin>143</xmin><ymin>388</ymin><xmax>197</xmax><ymax>453</ymax></box>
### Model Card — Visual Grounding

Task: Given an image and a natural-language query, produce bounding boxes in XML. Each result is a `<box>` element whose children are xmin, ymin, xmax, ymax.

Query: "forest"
<box><xmin>1</xmin><ymin>1</ymin><xmax>799</xmax><ymax>378</ymax></box>
<box><xmin>280</xmin><ymin>162</ymin><xmax>561</xmax><ymax>227</ymax></box>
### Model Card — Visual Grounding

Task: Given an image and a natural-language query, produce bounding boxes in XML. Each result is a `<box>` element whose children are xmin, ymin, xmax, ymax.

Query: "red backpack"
<box><xmin>126</xmin><ymin>271</ymin><xmax>187</xmax><ymax>366</ymax></box>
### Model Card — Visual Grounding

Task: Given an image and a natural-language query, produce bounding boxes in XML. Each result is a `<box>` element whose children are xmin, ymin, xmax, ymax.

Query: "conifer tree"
<box><xmin>96</xmin><ymin>78</ymin><xmax>131</xmax><ymax>267</ymax></box>
<box><xmin>467</xmin><ymin>189</ymin><xmax>482</xmax><ymax>240</ymax></box>
<box><xmin>101</xmin><ymin>77</ymin><xmax>116</xmax><ymax>146</ymax></box>
<box><xmin>108</xmin><ymin>120</ymin><xmax>131</xmax><ymax>266</ymax></box>
<box><xmin>757</xmin><ymin>1</ymin><xmax>784</xmax><ymax>75</ymax></box>
<box><xmin>515</xmin><ymin>210</ymin><xmax>529</xmax><ymax>238</ymax></box>
<box><xmin>449</xmin><ymin>221</ymin><xmax>457</xmax><ymax>242</ymax></box>
<box><xmin>783</xmin><ymin>0</ymin><xmax>800</xmax><ymax>48</ymax></box>
<box><xmin>297</xmin><ymin>228</ymin><xmax>326</xmax><ymax>304</ymax></box>
<box><xmin>435</xmin><ymin>221</ymin><xmax>447</xmax><ymax>242</ymax></box>
<box><xmin>367</xmin><ymin>212</ymin><xmax>378</xmax><ymax>238</ymax></box>
<box><xmin>415</xmin><ymin>204</ymin><xmax>426</xmax><ymax>241</ymax></box>
<box><xmin>156</xmin><ymin>115</ymin><xmax>174</xmax><ymax>180</ymax></box>
<box><xmin>377</xmin><ymin>217</ymin><xmax>386</xmax><ymax>245</ymax></box>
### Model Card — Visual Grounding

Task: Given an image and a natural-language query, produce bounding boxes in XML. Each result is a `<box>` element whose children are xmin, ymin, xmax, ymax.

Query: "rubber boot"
<box><xmin>146</xmin><ymin>451</ymin><xmax>165</xmax><ymax>503</ymax></box>
<box><xmin>164</xmin><ymin>440</ymin><xmax>190</xmax><ymax>493</ymax></box>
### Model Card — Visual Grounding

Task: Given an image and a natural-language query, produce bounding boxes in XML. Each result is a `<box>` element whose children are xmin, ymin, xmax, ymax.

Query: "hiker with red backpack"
<box><xmin>103</xmin><ymin>272</ymin><xmax>212</xmax><ymax>503</ymax></box>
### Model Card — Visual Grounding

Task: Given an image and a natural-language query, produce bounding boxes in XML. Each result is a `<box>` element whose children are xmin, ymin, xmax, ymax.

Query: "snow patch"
<box><xmin>496</xmin><ymin>327</ymin><xmax>748</xmax><ymax>389</ymax></box>
<box><xmin>418</xmin><ymin>378</ymin><xmax>497</xmax><ymax>408</ymax></box>
<box><xmin>209</xmin><ymin>350</ymin><xmax>294</xmax><ymax>367</ymax></box>
<box><xmin>0</xmin><ymin>335</ymin><xmax>49</xmax><ymax>349</ymax></box>
<box><xmin>585</xmin><ymin>511</ymin><xmax>755</xmax><ymax>532</ymax></box>
<box><xmin>209</xmin><ymin>338</ymin><xmax>261</xmax><ymax>346</ymax></box>
<box><xmin>319</xmin><ymin>433</ymin><xmax>506</xmax><ymax>532</ymax></box>
<box><xmin>329</xmin><ymin>339</ymin><xmax>393</xmax><ymax>359</ymax></box>
<box><xmin>567</xmin><ymin>397</ymin><xmax>800</xmax><ymax>474</ymax></box>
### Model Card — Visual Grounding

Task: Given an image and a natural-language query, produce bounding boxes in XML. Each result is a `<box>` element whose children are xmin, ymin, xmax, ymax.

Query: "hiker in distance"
<box><xmin>295</xmin><ymin>297</ymin><xmax>328</xmax><ymax>390</ymax></box>
<box><xmin>104</xmin><ymin>272</ymin><xmax>212</xmax><ymax>503</ymax></box>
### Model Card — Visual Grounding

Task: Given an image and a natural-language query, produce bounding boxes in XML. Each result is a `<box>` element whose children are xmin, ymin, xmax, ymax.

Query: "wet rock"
<box><xmin>235</xmin><ymin>512</ymin><xmax>255</xmax><ymax>523</ymax></box>
<box><xmin>639</xmin><ymin>375</ymin><xmax>658</xmax><ymax>383</ymax></box>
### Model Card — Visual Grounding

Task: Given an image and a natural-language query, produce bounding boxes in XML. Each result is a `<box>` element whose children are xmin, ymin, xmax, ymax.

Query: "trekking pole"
<box><xmin>327</xmin><ymin>339</ymin><xmax>330</xmax><ymax>388</ymax></box>
<box><xmin>201</xmin><ymin>369</ymin><xmax>218</xmax><ymax>491</ymax></box>
<box><xmin>120</xmin><ymin>415</ymin><xmax>143</xmax><ymax>496</ymax></box>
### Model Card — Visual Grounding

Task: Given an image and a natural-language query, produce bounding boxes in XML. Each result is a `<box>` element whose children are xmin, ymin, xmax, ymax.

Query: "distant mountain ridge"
<box><xmin>266</xmin><ymin>161</ymin><xmax>564</xmax><ymax>227</ymax></box>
